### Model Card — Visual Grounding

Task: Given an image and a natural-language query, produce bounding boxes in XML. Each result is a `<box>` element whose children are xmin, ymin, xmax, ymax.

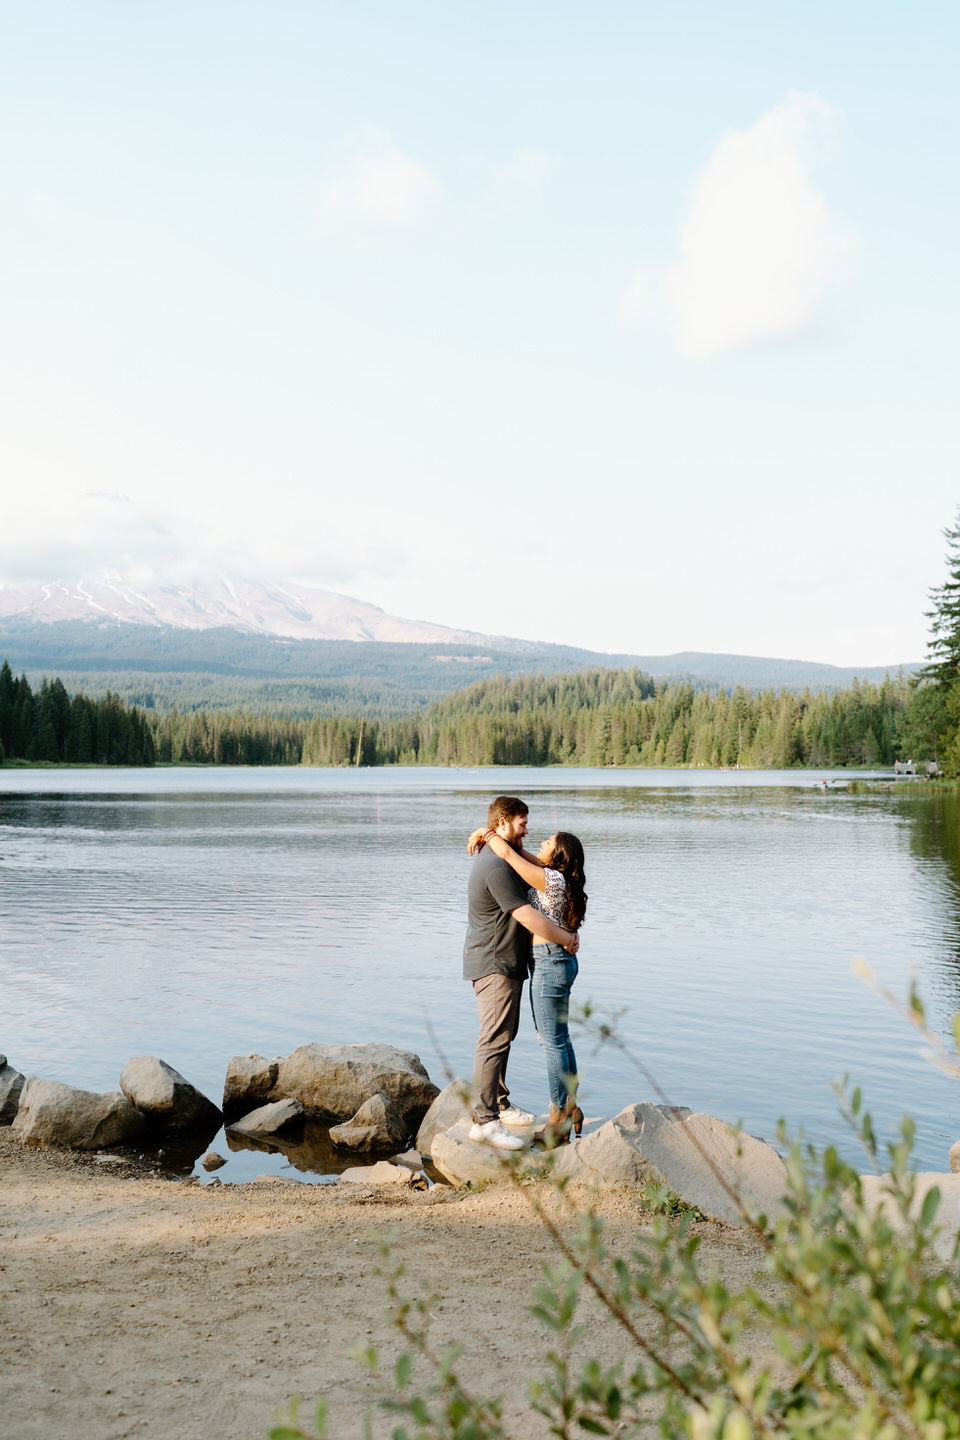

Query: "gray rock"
<box><xmin>549</xmin><ymin>1141</ymin><xmax>604</xmax><ymax>1185</ymax></box>
<box><xmin>253</xmin><ymin>1173</ymin><xmax>304</xmax><ymax>1186</ymax></box>
<box><xmin>562</xmin><ymin>1103</ymin><xmax>692</xmax><ymax>1186</ymax></box>
<box><xmin>120</xmin><ymin>1057</ymin><xmax>221</xmax><ymax>1132</ymax></box>
<box><xmin>577</xmin><ymin>1107</ymin><xmax>661</xmax><ymax>1185</ymax></box>
<box><xmin>430</xmin><ymin>1118</ymin><xmax>530</xmax><ymax>1186</ymax></box>
<box><xmin>656</xmin><ymin>1104</ymin><xmax>693</xmax><ymax>1123</ymax></box>
<box><xmin>329</xmin><ymin>1093</ymin><xmax>409</xmax><ymax>1151</ymax></box>
<box><xmin>276</xmin><ymin>1042</ymin><xmax>439</xmax><ymax>1124</ymax></box>
<box><xmin>226</xmin><ymin>1097</ymin><xmax>305</xmax><ymax>1137</ymax></box>
<box><xmin>202</xmin><ymin>1151</ymin><xmax>227</xmax><ymax>1171</ymax></box>
<box><xmin>11</xmin><ymin>1078</ymin><xmax>146</xmax><ymax>1151</ymax></box>
<box><xmin>0</xmin><ymin>1059</ymin><xmax>26</xmax><ymax>1125</ymax></box>
<box><xmin>415</xmin><ymin>1078</ymin><xmax>474</xmax><ymax>1157</ymax></box>
<box><xmin>626</xmin><ymin>1106</ymin><xmax>788</xmax><ymax>1226</ymax></box>
<box><xmin>949</xmin><ymin>1140</ymin><xmax>960</xmax><ymax>1174</ymax></box>
<box><xmin>339</xmin><ymin>1161</ymin><xmax>419</xmax><ymax>1185</ymax></box>
<box><xmin>391</xmin><ymin>1149</ymin><xmax>424</xmax><ymax>1170</ymax></box>
<box><xmin>222</xmin><ymin>1054</ymin><xmax>281</xmax><ymax>1117</ymax></box>
<box><xmin>856</xmin><ymin>1172</ymin><xmax>960</xmax><ymax>1263</ymax></box>
<box><xmin>517</xmin><ymin>1103</ymin><xmax>786</xmax><ymax>1222</ymax></box>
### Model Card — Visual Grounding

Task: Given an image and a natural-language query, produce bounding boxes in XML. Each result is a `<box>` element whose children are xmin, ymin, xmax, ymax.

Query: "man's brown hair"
<box><xmin>487</xmin><ymin>795</ymin><xmax>529</xmax><ymax>828</ymax></box>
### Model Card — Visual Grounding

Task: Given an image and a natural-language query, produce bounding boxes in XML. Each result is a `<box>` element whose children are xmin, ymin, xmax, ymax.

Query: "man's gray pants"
<box><xmin>472</xmin><ymin>971</ymin><xmax>524</xmax><ymax>1123</ymax></box>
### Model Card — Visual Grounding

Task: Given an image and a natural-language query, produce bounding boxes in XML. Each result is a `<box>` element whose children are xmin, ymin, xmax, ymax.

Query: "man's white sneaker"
<box><xmin>468</xmin><ymin>1118</ymin><xmax>526</xmax><ymax>1150</ymax></box>
<box><xmin>498</xmin><ymin>1104</ymin><xmax>536</xmax><ymax>1126</ymax></box>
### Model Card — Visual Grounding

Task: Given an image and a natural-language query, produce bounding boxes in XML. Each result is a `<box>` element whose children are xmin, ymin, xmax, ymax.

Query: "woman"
<box><xmin>469</xmin><ymin>825</ymin><xmax>587</xmax><ymax>1143</ymax></box>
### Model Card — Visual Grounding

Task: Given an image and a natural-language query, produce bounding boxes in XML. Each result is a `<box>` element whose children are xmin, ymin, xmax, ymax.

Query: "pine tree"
<box><xmin>0</xmin><ymin>659</ymin><xmax>15</xmax><ymax>755</ymax></box>
<box><xmin>76</xmin><ymin>704</ymin><xmax>93</xmax><ymax>764</ymax></box>
<box><xmin>922</xmin><ymin>510</ymin><xmax>960</xmax><ymax>686</ymax></box>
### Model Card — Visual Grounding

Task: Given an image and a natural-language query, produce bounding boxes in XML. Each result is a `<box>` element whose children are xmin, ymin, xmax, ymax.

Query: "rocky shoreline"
<box><xmin>6</xmin><ymin>1041</ymin><xmax>960</xmax><ymax>1242</ymax></box>
<box><xmin>1</xmin><ymin>1041</ymin><xmax>779</xmax><ymax>1221</ymax></box>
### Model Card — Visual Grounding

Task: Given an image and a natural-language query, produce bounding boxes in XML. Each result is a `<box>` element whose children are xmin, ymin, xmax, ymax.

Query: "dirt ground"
<box><xmin>0</xmin><ymin>1133</ymin><xmax>767</xmax><ymax>1440</ymax></box>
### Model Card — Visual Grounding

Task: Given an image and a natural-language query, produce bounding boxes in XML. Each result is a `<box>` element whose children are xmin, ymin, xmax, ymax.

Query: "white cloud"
<box><xmin>627</xmin><ymin>93</ymin><xmax>859</xmax><ymax>359</ymax></box>
<box><xmin>493</xmin><ymin>148</ymin><xmax>557</xmax><ymax>191</ymax></box>
<box><xmin>619</xmin><ymin>268</ymin><xmax>652</xmax><ymax>327</ymax></box>
<box><xmin>0</xmin><ymin>487</ymin><xmax>456</xmax><ymax>598</ymax></box>
<box><xmin>0</xmin><ymin>493</ymin><xmax>231</xmax><ymax>588</ymax></box>
<box><xmin>23</xmin><ymin>191</ymin><xmax>62</xmax><ymax>225</ymax></box>
<box><xmin>318</xmin><ymin>128</ymin><xmax>439</xmax><ymax>230</ymax></box>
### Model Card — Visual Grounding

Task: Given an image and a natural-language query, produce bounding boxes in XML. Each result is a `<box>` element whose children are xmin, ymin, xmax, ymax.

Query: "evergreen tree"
<box><xmin>922</xmin><ymin>510</ymin><xmax>960</xmax><ymax>686</ymax></box>
<box><xmin>0</xmin><ymin>659</ymin><xmax>15</xmax><ymax>754</ymax></box>
<box><xmin>15</xmin><ymin>686</ymin><xmax>34</xmax><ymax>757</ymax></box>
<box><xmin>76</xmin><ymin>703</ymin><xmax>93</xmax><ymax>764</ymax></box>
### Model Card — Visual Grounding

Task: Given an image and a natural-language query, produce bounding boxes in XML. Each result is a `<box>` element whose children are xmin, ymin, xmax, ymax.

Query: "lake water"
<box><xmin>3</xmin><ymin>765</ymin><xmax>960</xmax><ymax>1183</ymax></box>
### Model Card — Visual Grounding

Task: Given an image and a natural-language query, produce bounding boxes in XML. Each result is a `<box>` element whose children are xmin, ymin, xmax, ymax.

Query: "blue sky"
<box><xmin>1</xmin><ymin>2</ymin><xmax>957</xmax><ymax>664</ymax></box>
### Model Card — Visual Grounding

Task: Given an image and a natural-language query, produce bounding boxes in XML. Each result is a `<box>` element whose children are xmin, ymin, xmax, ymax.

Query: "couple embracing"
<box><xmin>463</xmin><ymin>795</ymin><xmax>587</xmax><ymax>1151</ymax></box>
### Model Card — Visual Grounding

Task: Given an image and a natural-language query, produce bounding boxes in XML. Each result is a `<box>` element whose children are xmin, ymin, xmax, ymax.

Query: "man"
<box><xmin>463</xmin><ymin>795</ymin><xmax>580</xmax><ymax>1150</ymax></box>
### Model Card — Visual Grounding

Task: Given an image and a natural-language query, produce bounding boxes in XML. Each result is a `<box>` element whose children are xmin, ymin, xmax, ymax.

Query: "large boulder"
<box><xmin>571</xmin><ymin>1104</ymin><xmax>692</xmax><ymax>1185</ymax></box>
<box><xmin>0</xmin><ymin>1056</ymin><xmax>25</xmax><ymax>1125</ymax></box>
<box><xmin>621</xmin><ymin>1105</ymin><xmax>788</xmax><ymax>1227</ymax></box>
<box><xmin>416</xmin><ymin>1078</ymin><xmax>474</xmax><ymax>1158</ymax></box>
<box><xmin>329</xmin><ymin>1094</ymin><xmax>410</xmax><ymax>1152</ymax></box>
<box><xmin>578</xmin><ymin>1110</ymin><xmax>659</xmax><ymax>1184</ymax></box>
<box><xmin>855</xmin><ymin>1172</ymin><xmax>960</xmax><ymax>1263</ymax></box>
<box><xmin>431</xmin><ymin>1117</ymin><xmax>530</xmax><ymax>1185</ymax></box>
<box><xmin>548</xmin><ymin>1141</ymin><xmax>603</xmax><ymax>1185</ymax></box>
<box><xmin>222</xmin><ymin>1054</ymin><xmax>281</xmax><ymax>1119</ymax></box>
<box><xmin>120</xmin><ymin>1057</ymin><xmax>222</xmax><ymax>1132</ymax></box>
<box><xmin>275</xmin><ymin>1042</ymin><xmax>439</xmax><ymax>1124</ymax></box>
<box><xmin>226</xmin><ymin>1098</ymin><xmax>304</xmax><ymax>1137</ymax></box>
<box><xmin>12</xmin><ymin>1078</ymin><xmax>146</xmax><ymax>1151</ymax></box>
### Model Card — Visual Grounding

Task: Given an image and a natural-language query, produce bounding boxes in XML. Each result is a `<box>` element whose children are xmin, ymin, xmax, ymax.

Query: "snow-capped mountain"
<box><xmin>0</xmin><ymin>575</ymin><xmax>479</xmax><ymax>645</ymax></box>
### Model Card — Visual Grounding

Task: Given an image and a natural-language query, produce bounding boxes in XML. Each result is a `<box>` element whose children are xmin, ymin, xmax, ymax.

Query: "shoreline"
<box><xmin>1</xmin><ymin>758</ymin><xmax>899</xmax><ymax>774</ymax></box>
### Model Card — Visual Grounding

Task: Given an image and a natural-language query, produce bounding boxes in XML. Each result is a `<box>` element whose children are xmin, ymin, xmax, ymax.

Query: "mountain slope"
<box><xmin>0</xmin><ymin>575</ymin><xmax>478</xmax><ymax>644</ymax></box>
<box><xmin>0</xmin><ymin>574</ymin><xmax>920</xmax><ymax>712</ymax></box>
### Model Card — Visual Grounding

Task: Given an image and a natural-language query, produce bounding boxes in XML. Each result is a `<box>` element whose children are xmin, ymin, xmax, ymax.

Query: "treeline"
<box><xmin>0</xmin><ymin>658</ymin><xmax>922</xmax><ymax>770</ymax></box>
<box><xmin>149</xmin><ymin>709</ymin><xmax>303</xmax><ymax>765</ymax></box>
<box><xmin>301</xmin><ymin>668</ymin><xmax>911</xmax><ymax>769</ymax></box>
<box><xmin>0</xmin><ymin>661</ymin><xmax>155</xmax><ymax>766</ymax></box>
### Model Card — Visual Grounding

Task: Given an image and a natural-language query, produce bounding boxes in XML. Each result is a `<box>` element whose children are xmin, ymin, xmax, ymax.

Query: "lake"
<box><xmin>2</xmin><ymin>765</ymin><xmax>960</xmax><ymax>1183</ymax></box>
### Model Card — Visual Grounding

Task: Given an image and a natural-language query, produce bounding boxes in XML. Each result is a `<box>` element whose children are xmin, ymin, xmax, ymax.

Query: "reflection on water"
<box><xmin>225</xmin><ymin>1120</ymin><xmax>376</xmax><ymax>1182</ymax></box>
<box><xmin>2</xmin><ymin>768</ymin><xmax>960</xmax><ymax>1178</ymax></box>
<box><xmin>902</xmin><ymin>791</ymin><xmax>960</xmax><ymax>1014</ymax></box>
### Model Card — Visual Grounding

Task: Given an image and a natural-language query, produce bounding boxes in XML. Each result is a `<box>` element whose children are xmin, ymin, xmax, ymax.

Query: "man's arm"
<box><xmin>466</xmin><ymin>829</ymin><xmax>545</xmax><ymax>868</ymax></box>
<box><xmin>511</xmin><ymin>903</ymin><xmax>580</xmax><ymax>954</ymax></box>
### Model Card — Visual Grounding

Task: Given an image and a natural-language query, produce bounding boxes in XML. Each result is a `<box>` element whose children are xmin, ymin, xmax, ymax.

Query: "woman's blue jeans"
<box><xmin>530</xmin><ymin>943</ymin><xmax>579</xmax><ymax>1110</ymax></box>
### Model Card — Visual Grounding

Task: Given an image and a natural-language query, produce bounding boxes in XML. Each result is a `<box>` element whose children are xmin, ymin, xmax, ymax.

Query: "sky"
<box><xmin>1</xmin><ymin>2</ymin><xmax>957</xmax><ymax>665</ymax></box>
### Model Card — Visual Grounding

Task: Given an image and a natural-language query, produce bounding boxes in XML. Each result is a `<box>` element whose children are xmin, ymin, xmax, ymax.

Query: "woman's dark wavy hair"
<box><xmin>551</xmin><ymin>831</ymin><xmax>587</xmax><ymax>931</ymax></box>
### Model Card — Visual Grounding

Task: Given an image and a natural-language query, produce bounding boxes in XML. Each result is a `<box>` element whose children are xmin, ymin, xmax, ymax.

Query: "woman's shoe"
<box><xmin>562</xmin><ymin>1099</ymin><xmax>584</xmax><ymax>1137</ymax></box>
<box><xmin>535</xmin><ymin>1104</ymin><xmax>572</xmax><ymax>1148</ymax></box>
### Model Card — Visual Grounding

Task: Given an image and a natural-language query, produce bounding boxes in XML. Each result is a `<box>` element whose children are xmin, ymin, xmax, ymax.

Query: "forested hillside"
<box><xmin>300</xmin><ymin>668</ymin><xmax>910</xmax><ymax>768</ymax></box>
<box><xmin>0</xmin><ymin>658</ymin><xmax>917</xmax><ymax>770</ymax></box>
<box><xmin>0</xmin><ymin>617</ymin><xmax>918</xmax><ymax>716</ymax></box>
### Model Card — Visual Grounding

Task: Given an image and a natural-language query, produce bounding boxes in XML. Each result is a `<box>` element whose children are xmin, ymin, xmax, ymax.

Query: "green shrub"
<box><xmin>272</xmin><ymin>986</ymin><xmax>960</xmax><ymax>1440</ymax></box>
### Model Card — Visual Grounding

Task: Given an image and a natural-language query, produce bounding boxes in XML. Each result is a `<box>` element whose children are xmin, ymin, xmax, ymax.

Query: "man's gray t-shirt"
<box><xmin>463</xmin><ymin>845</ymin><xmax>532</xmax><ymax>982</ymax></box>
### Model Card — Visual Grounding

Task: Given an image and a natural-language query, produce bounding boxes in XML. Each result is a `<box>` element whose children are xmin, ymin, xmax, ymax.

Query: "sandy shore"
<box><xmin>0</xmin><ymin>1133</ymin><xmax>765</xmax><ymax>1439</ymax></box>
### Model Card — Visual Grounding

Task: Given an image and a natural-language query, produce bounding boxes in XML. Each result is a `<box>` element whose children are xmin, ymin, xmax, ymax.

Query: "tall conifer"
<box><xmin>922</xmin><ymin>510</ymin><xmax>960</xmax><ymax>686</ymax></box>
